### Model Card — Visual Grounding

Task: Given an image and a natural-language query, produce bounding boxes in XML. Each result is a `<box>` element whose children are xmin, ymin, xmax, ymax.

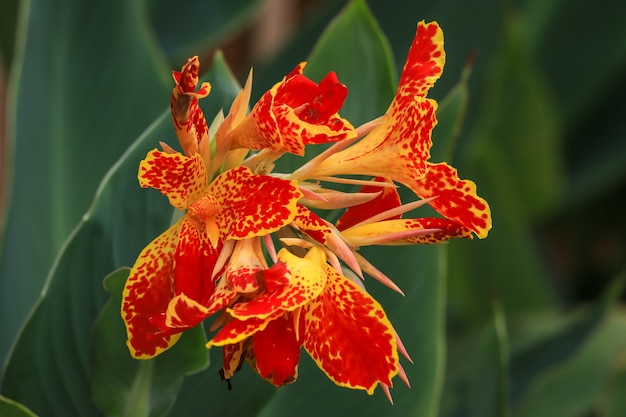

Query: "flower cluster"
<box><xmin>121</xmin><ymin>21</ymin><xmax>491</xmax><ymax>399</ymax></box>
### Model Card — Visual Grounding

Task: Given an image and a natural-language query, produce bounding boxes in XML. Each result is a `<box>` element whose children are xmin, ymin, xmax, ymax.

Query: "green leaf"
<box><xmin>510</xmin><ymin>277</ymin><xmax>626</xmax><ymax>417</ymax></box>
<box><xmin>430</xmin><ymin>62</ymin><xmax>471</xmax><ymax>163</ymax></box>
<box><xmin>304</xmin><ymin>0</ymin><xmax>396</xmax><ymax>126</ymax></box>
<box><xmin>148</xmin><ymin>0</ymin><xmax>263</xmax><ymax>66</ymax></box>
<box><xmin>91</xmin><ymin>269</ymin><xmax>209</xmax><ymax>417</ymax></box>
<box><xmin>513</xmin><ymin>311</ymin><xmax>626</xmax><ymax>417</ymax></box>
<box><xmin>0</xmin><ymin>0</ymin><xmax>171</xmax><ymax>364</ymax></box>
<box><xmin>468</xmin><ymin>300</ymin><xmax>511</xmax><ymax>417</ymax></box>
<box><xmin>1</xmin><ymin>52</ymin><xmax>242</xmax><ymax>417</ymax></box>
<box><xmin>0</xmin><ymin>396</ymin><xmax>38</xmax><ymax>417</ymax></box>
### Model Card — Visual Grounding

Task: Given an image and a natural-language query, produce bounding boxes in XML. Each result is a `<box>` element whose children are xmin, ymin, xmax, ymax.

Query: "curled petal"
<box><xmin>207</xmin><ymin>312</ymin><xmax>282</xmax><ymax>347</ymax></box>
<box><xmin>414</xmin><ymin>162</ymin><xmax>492</xmax><ymax>238</ymax></box>
<box><xmin>209</xmin><ymin>166</ymin><xmax>303</xmax><ymax>240</ymax></box>
<box><xmin>122</xmin><ymin>221</ymin><xmax>183</xmax><ymax>359</ymax></box>
<box><xmin>171</xmin><ymin>56</ymin><xmax>211</xmax><ymax>156</ymax></box>
<box><xmin>160</xmin><ymin>281</ymin><xmax>236</xmax><ymax>331</ymax></box>
<box><xmin>302</xmin><ymin>265</ymin><xmax>399</xmax><ymax>394</ymax></box>
<box><xmin>230</xmin><ymin>63</ymin><xmax>356</xmax><ymax>156</ymax></box>
<box><xmin>228</xmin><ymin>247</ymin><xmax>327</xmax><ymax>320</ymax></box>
<box><xmin>221</xmin><ymin>341</ymin><xmax>246</xmax><ymax>380</ymax></box>
<box><xmin>138</xmin><ymin>149</ymin><xmax>207</xmax><ymax>210</ymax></box>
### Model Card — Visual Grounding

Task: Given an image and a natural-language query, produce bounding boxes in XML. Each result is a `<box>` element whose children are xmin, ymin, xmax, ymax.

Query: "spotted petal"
<box><xmin>228</xmin><ymin>247</ymin><xmax>327</xmax><ymax>320</ymax></box>
<box><xmin>122</xmin><ymin>220</ymin><xmax>183</xmax><ymax>359</ymax></box>
<box><xmin>171</xmin><ymin>56</ymin><xmax>211</xmax><ymax>156</ymax></box>
<box><xmin>138</xmin><ymin>149</ymin><xmax>208</xmax><ymax>209</ymax></box>
<box><xmin>301</xmin><ymin>265</ymin><xmax>399</xmax><ymax>394</ymax></box>
<box><xmin>413</xmin><ymin>162</ymin><xmax>492</xmax><ymax>238</ymax></box>
<box><xmin>341</xmin><ymin>217</ymin><xmax>473</xmax><ymax>246</ymax></box>
<box><xmin>208</xmin><ymin>166</ymin><xmax>303</xmax><ymax>240</ymax></box>
<box><xmin>230</xmin><ymin>63</ymin><xmax>356</xmax><ymax>156</ymax></box>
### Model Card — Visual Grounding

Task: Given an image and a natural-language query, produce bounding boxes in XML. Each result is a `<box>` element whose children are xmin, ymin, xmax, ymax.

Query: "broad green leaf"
<box><xmin>147</xmin><ymin>0</ymin><xmax>264</xmax><ymax>66</ymax></box>
<box><xmin>0</xmin><ymin>396</ymin><xmax>37</xmax><ymax>417</ymax></box>
<box><xmin>514</xmin><ymin>311</ymin><xmax>626</xmax><ymax>417</ymax></box>
<box><xmin>447</xmin><ymin>12</ymin><xmax>560</xmax><ymax>322</ymax></box>
<box><xmin>1</xmin><ymin>52</ymin><xmax>242</xmax><ymax>417</ymax></box>
<box><xmin>508</xmin><ymin>277</ymin><xmax>626</xmax><ymax>417</ymax></box>
<box><xmin>91</xmin><ymin>269</ymin><xmax>208</xmax><ymax>417</ymax></box>
<box><xmin>468</xmin><ymin>300</ymin><xmax>510</xmax><ymax>417</ymax></box>
<box><xmin>304</xmin><ymin>0</ymin><xmax>396</xmax><ymax>126</ymax></box>
<box><xmin>0</xmin><ymin>0</ymin><xmax>172</xmax><ymax>364</ymax></box>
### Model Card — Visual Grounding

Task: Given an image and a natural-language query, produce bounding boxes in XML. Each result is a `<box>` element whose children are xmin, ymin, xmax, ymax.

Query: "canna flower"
<box><xmin>121</xmin><ymin>19</ymin><xmax>492</xmax><ymax>401</ymax></box>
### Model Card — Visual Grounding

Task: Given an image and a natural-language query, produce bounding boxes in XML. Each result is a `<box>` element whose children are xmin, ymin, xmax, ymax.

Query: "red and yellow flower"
<box><xmin>121</xmin><ymin>20</ymin><xmax>492</xmax><ymax>398</ymax></box>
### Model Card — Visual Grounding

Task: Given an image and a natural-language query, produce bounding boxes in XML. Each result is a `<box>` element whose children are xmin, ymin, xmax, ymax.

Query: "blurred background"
<box><xmin>1</xmin><ymin>0</ymin><xmax>625</xmax><ymax>416</ymax></box>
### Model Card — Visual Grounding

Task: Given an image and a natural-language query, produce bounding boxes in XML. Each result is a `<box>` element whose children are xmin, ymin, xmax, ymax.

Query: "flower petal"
<box><xmin>138</xmin><ymin>149</ymin><xmax>208</xmax><ymax>210</ymax></box>
<box><xmin>342</xmin><ymin>217</ymin><xmax>473</xmax><ymax>246</ymax></box>
<box><xmin>251</xmin><ymin>313</ymin><xmax>301</xmax><ymax>386</ymax></box>
<box><xmin>230</xmin><ymin>64</ymin><xmax>355</xmax><ymax>156</ymax></box>
<box><xmin>413</xmin><ymin>162</ymin><xmax>492</xmax><ymax>238</ymax></box>
<box><xmin>292</xmin><ymin>204</ymin><xmax>333</xmax><ymax>244</ymax></box>
<box><xmin>122</xmin><ymin>221</ymin><xmax>183</xmax><ymax>358</ymax></box>
<box><xmin>301</xmin><ymin>265</ymin><xmax>399</xmax><ymax>394</ymax></box>
<box><xmin>171</xmin><ymin>56</ymin><xmax>211</xmax><ymax>156</ymax></box>
<box><xmin>207</xmin><ymin>312</ymin><xmax>281</xmax><ymax>348</ymax></box>
<box><xmin>336</xmin><ymin>177</ymin><xmax>402</xmax><ymax>231</ymax></box>
<box><xmin>173</xmin><ymin>216</ymin><xmax>221</xmax><ymax>304</ymax></box>
<box><xmin>220</xmin><ymin>341</ymin><xmax>246</xmax><ymax>380</ymax></box>
<box><xmin>228</xmin><ymin>247</ymin><xmax>327</xmax><ymax>320</ymax></box>
<box><xmin>208</xmin><ymin>166</ymin><xmax>303</xmax><ymax>240</ymax></box>
<box><xmin>394</xmin><ymin>21</ymin><xmax>445</xmax><ymax>104</ymax></box>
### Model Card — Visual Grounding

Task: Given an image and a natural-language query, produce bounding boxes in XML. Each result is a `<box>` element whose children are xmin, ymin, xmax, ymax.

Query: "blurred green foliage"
<box><xmin>1</xmin><ymin>0</ymin><xmax>625</xmax><ymax>416</ymax></box>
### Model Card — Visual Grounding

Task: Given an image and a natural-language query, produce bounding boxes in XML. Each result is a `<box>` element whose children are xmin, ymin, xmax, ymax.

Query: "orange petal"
<box><xmin>208</xmin><ymin>166</ymin><xmax>303</xmax><ymax>240</ymax></box>
<box><xmin>394</xmin><ymin>21</ymin><xmax>445</xmax><ymax>105</ymax></box>
<box><xmin>342</xmin><ymin>217</ymin><xmax>473</xmax><ymax>246</ymax></box>
<box><xmin>207</xmin><ymin>312</ymin><xmax>281</xmax><ymax>348</ymax></box>
<box><xmin>292</xmin><ymin>204</ymin><xmax>333</xmax><ymax>244</ymax></box>
<box><xmin>413</xmin><ymin>162</ymin><xmax>492</xmax><ymax>238</ymax></box>
<box><xmin>225</xmin><ymin>238</ymin><xmax>266</xmax><ymax>293</ymax></box>
<box><xmin>336</xmin><ymin>177</ymin><xmax>401</xmax><ymax>231</ymax></box>
<box><xmin>173</xmin><ymin>216</ymin><xmax>221</xmax><ymax>304</ymax></box>
<box><xmin>121</xmin><ymin>220</ymin><xmax>183</xmax><ymax>359</ymax></box>
<box><xmin>252</xmin><ymin>313</ymin><xmax>301</xmax><ymax>386</ymax></box>
<box><xmin>230</xmin><ymin>64</ymin><xmax>356</xmax><ymax>156</ymax></box>
<box><xmin>301</xmin><ymin>265</ymin><xmax>399</xmax><ymax>394</ymax></box>
<box><xmin>171</xmin><ymin>56</ymin><xmax>211</xmax><ymax>156</ymax></box>
<box><xmin>228</xmin><ymin>247</ymin><xmax>327</xmax><ymax>320</ymax></box>
<box><xmin>311</xmin><ymin>96</ymin><xmax>437</xmax><ymax>187</ymax></box>
<box><xmin>138</xmin><ymin>149</ymin><xmax>208</xmax><ymax>210</ymax></box>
